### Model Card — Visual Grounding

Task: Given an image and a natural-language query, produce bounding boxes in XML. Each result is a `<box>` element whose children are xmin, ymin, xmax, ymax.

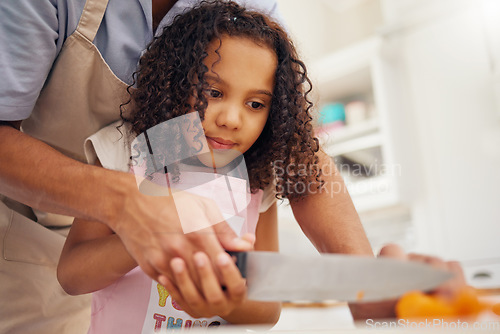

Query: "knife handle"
<box><xmin>226</xmin><ymin>251</ymin><xmax>247</xmax><ymax>278</ymax></box>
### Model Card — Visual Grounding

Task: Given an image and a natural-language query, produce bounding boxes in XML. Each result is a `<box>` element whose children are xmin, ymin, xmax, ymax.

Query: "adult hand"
<box><xmin>348</xmin><ymin>244</ymin><xmax>467</xmax><ymax>320</ymax></box>
<box><xmin>111</xmin><ymin>177</ymin><xmax>254</xmax><ymax>290</ymax></box>
<box><xmin>160</xmin><ymin>252</ymin><xmax>247</xmax><ymax>318</ymax></box>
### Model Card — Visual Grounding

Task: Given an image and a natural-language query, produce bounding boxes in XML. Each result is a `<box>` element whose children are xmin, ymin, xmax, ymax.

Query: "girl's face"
<box><xmin>189</xmin><ymin>35</ymin><xmax>277</xmax><ymax>168</ymax></box>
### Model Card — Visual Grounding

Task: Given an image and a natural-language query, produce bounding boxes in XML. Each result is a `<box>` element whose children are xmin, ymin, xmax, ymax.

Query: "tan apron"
<box><xmin>0</xmin><ymin>0</ymin><xmax>130</xmax><ymax>332</ymax></box>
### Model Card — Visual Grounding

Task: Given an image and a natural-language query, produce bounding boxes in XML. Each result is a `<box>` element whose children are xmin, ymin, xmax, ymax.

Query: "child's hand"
<box><xmin>349</xmin><ymin>244</ymin><xmax>468</xmax><ymax>320</ymax></box>
<box><xmin>159</xmin><ymin>251</ymin><xmax>247</xmax><ymax>318</ymax></box>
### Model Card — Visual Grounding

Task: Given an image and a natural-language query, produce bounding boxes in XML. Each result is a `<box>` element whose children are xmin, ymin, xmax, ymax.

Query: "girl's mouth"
<box><xmin>206</xmin><ymin>136</ymin><xmax>236</xmax><ymax>150</ymax></box>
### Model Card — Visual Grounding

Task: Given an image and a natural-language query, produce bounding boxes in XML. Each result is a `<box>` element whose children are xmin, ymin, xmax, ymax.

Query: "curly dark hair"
<box><xmin>121</xmin><ymin>0</ymin><xmax>322</xmax><ymax>200</ymax></box>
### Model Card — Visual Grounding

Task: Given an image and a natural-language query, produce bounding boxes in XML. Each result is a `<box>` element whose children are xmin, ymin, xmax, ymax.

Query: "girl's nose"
<box><xmin>215</xmin><ymin>103</ymin><xmax>243</xmax><ymax>129</ymax></box>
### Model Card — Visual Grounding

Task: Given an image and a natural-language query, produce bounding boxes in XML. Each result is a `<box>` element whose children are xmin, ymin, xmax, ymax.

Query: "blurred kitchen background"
<box><xmin>273</xmin><ymin>0</ymin><xmax>500</xmax><ymax>290</ymax></box>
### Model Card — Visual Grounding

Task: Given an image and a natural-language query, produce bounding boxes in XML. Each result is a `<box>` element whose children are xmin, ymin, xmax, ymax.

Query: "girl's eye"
<box><xmin>206</xmin><ymin>89</ymin><xmax>222</xmax><ymax>98</ymax></box>
<box><xmin>248</xmin><ymin>101</ymin><xmax>265</xmax><ymax>109</ymax></box>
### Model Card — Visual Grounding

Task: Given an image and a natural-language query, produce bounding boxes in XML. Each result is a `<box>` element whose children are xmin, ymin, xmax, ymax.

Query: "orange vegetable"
<box><xmin>396</xmin><ymin>287</ymin><xmax>490</xmax><ymax>320</ymax></box>
<box><xmin>492</xmin><ymin>303</ymin><xmax>500</xmax><ymax>316</ymax></box>
<box><xmin>396</xmin><ymin>291</ymin><xmax>454</xmax><ymax>319</ymax></box>
<box><xmin>453</xmin><ymin>287</ymin><xmax>485</xmax><ymax>316</ymax></box>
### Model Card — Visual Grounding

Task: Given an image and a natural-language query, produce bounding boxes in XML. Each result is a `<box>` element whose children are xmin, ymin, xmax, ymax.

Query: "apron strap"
<box><xmin>76</xmin><ymin>0</ymin><xmax>110</xmax><ymax>42</ymax></box>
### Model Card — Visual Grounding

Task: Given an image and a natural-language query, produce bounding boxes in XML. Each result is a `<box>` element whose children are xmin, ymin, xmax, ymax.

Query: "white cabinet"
<box><xmin>276</xmin><ymin>0</ymin><xmax>415</xmax><ymax>255</ymax></box>
<box><xmin>310</xmin><ymin>35</ymin><xmax>417</xmax><ymax>253</ymax></box>
<box><xmin>382</xmin><ymin>0</ymin><xmax>500</xmax><ymax>287</ymax></box>
<box><xmin>276</xmin><ymin>0</ymin><xmax>500</xmax><ymax>288</ymax></box>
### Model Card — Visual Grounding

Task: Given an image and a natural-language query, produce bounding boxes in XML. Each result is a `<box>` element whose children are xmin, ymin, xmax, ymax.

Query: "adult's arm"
<box><xmin>0</xmin><ymin>124</ymin><xmax>251</xmax><ymax>284</ymax></box>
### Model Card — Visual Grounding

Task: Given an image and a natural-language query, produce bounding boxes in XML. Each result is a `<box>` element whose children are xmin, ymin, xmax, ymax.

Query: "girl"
<box><xmin>57</xmin><ymin>0</ymin><xmax>322</xmax><ymax>332</ymax></box>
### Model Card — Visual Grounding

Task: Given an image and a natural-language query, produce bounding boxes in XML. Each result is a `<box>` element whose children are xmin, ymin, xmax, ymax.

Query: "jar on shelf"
<box><xmin>316</xmin><ymin>103</ymin><xmax>345</xmax><ymax>134</ymax></box>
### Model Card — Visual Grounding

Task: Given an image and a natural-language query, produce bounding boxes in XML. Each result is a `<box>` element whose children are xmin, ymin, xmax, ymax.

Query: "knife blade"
<box><xmin>228</xmin><ymin>251</ymin><xmax>453</xmax><ymax>302</ymax></box>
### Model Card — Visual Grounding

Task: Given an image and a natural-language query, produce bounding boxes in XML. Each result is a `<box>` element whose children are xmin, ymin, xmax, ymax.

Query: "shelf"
<box><xmin>317</xmin><ymin>118</ymin><xmax>379</xmax><ymax>143</ymax></box>
<box><xmin>345</xmin><ymin>174</ymin><xmax>391</xmax><ymax>197</ymax></box>
<box><xmin>379</xmin><ymin>0</ymin><xmax>477</xmax><ymax>38</ymax></box>
<box><xmin>309</xmin><ymin>36</ymin><xmax>402</xmax><ymax>215</ymax></box>
<box><xmin>346</xmin><ymin>175</ymin><xmax>399</xmax><ymax>212</ymax></box>
<box><xmin>310</xmin><ymin>37</ymin><xmax>379</xmax><ymax>102</ymax></box>
<box><xmin>322</xmin><ymin>132</ymin><xmax>382</xmax><ymax>157</ymax></box>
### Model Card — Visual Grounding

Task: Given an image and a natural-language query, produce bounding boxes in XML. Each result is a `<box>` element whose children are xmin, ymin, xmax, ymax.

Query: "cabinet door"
<box><xmin>397</xmin><ymin>5</ymin><xmax>500</xmax><ymax>262</ymax></box>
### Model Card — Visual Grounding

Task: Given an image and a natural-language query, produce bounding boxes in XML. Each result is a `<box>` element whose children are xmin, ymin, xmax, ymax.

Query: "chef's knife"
<box><xmin>228</xmin><ymin>251</ymin><xmax>453</xmax><ymax>302</ymax></box>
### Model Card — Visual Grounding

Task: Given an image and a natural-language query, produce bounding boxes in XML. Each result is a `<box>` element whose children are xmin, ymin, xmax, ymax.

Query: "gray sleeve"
<box><xmin>0</xmin><ymin>0</ymin><xmax>72</xmax><ymax>121</ymax></box>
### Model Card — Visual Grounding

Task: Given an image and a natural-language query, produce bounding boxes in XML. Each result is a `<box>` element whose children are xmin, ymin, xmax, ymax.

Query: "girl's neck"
<box><xmin>152</xmin><ymin>0</ymin><xmax>179</xmax><ymax>32</ymax></box>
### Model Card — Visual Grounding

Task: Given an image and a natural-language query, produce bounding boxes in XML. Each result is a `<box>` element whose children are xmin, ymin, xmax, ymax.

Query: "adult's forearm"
<box><xmin>0</xmin><ymin>123</ymin><xmax>253</xmax><ymax>291</ymax></box>
<box><xmin>290</xmin><ymin>150</ymin><xmax>373</xmax><ymax>256</ymax></box>
<box><xmin>0</xmin><ymin>125</ymin><xmax>133</xmax><ymax>228</ymax></box>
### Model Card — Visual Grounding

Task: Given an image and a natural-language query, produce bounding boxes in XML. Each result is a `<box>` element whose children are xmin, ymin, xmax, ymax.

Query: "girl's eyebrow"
<box><xmin>255</xmin><ymin>90</ymin><xmax>273</xmax><ymax>98</ymax></box>
<box><xmin>205</xmin><ymin>74</ymin><xmax>273</xmax><ymax>97</ymax></box>
<box><xmin>205</xmin><ymin>74</ymin><xmax>222</xmax><ymax>83</ymax></box>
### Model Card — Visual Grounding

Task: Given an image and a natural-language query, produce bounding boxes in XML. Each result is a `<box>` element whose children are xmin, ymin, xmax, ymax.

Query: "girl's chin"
<box><xmin>197</xmin><ymin>149</ymin><xmax>242</xmax><ymax>169</ymax></box>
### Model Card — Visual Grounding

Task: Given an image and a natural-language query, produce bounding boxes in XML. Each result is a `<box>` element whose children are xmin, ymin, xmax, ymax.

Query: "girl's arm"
<box><xmin>221</xmin><ymin>202</ymin><xmax>281</xmax><ymax>325</ymax></box>
<box><xmin>57</xmin><ymin>216</ymin><xmax>137</xmax><ymax>295</ymax></box>
<box><xmin>290</xmin><ymin>150</ymin><xmax>373</xmax><ymax>255</ymax></box>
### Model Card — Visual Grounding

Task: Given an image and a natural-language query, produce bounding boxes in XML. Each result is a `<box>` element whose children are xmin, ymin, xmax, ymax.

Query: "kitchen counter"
<box><xmin>272</xmin><ymin>303</ymin><xmax>500</xmax><ymax>332</ymax></box>
<box><xmin>168</xmin><ymin>292</ymin><xmax>500</xmax><ymax>333</ymax></box>
<box><xmin>273</xmin><ymin>302</ymin><xmax>355</xmax><ymax>331</ymax></box>
<box><xmin>269</xmin><ymin>291</ymin><xmax>500</xmax><ymax>333</ymax></box>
